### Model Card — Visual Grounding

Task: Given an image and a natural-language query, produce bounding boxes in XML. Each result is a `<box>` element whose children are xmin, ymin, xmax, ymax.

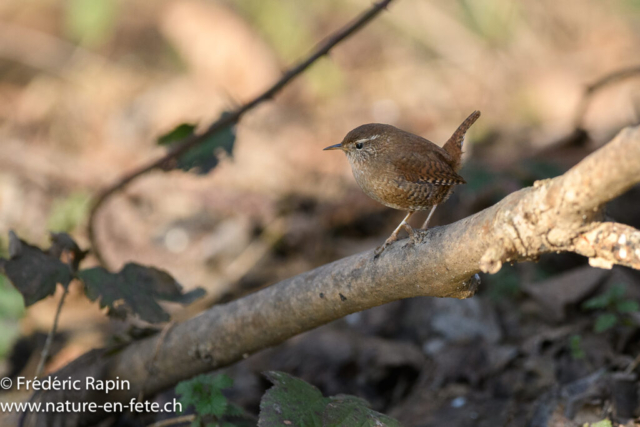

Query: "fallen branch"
<box><xmin>87</xmin><ymin>0</ymin><xmax>395</xmax><ymax>267</ymax></box>
<box><xmin>23</xmin><ymin>125</ymin><xmax>640</xmax><ymax>427</ymax></box>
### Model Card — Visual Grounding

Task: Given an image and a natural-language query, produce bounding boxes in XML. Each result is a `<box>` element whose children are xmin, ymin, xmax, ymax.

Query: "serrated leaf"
<box><xmin>78</xmin><ymin>263</ymin><xmax>205</xmax><ymax>323</ymax></box>
<box><xmin>158</xmin><ymin>114</ymin><xmax>236</xmax><ymax>175</ymax></box>
<box><xmin>0</xmin><ymin>231</ymin><xmax>74</xmax><ymax>306</ymax></box>
<box><xmin>176</xmin><ymin>381</ymin><xmax>196</xmax><ymax>410</ymax></box>
<box><xmin>323</xmin><ymin>395</ymin><xmax>402</xmax><ymax>427</ymax></box>
<box><xmin>259</xmin><ymin>371</ymin><xmax>330</xmax><ymax>427</ymax></box>
<box><xmin>197</xmin><ymin>392</ymin><xmax>227</xmax><ymax>417</ymax></box>
<box><xmin>177</xmin><ymin>373</ymin><xmax>236</xmax><ymax>418</ymax></box>
<box><xmin>594</xmin><ymin>313</ymin><xmax>618</xmax><ymax>333</ymax></box>
<box><xmin>212</xmin><ymin>374</ymin><xmax>234</xmax><ymax>390</ymax></box>
<box><xmin>616</xmin><ymin>299</ymin><xmax>639</xmax><ymax>313</ymax></box>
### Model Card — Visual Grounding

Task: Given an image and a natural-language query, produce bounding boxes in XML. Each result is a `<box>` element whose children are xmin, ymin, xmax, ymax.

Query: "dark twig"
<box><xmin>87</xmin><ymin>0</ymin><xmax>395</xmax><ymax>267</ymax></box>
<box><xmin>535</xmin><ymin>65</ymin><xmax>640</xmax><ymax>156</ymax></box>
<box><xmin>573</xmin><ymin>65</ymin><xmax>640</xmax><ymax>130</ymax></box>
<box><xmin>34</xmin><ymin>285</ymin><xmax>69</xmax><ymax>378</ymax></box>
<box><xmin>146</xmin><ymin>414</ymin><xmax>195</xmax><ymax>427</ymax></box>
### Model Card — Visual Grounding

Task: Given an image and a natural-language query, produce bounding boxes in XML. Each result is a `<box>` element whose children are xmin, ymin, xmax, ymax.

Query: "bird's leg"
<box><xmin>374</xmin><ymin>211</ymin><xmax>415</xmax><ymax>257</ymax></box>
<box><xmin>421</xmin><ymin>205</ymin><xmax>438</xmax><ymax>230</ymax></box>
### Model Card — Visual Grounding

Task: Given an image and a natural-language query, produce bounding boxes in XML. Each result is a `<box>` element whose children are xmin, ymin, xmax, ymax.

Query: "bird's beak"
<box><xmin>323</xmin><ymin>143</ymin><xmax>343</xmax><ymax>151</ymax></box>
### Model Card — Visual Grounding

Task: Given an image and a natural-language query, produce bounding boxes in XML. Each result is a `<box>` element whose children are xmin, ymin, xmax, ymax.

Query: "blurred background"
<box><xmin>1</xmin><ymin>0</ymin><xmax>640</xmax><ymax>425</ymax></box>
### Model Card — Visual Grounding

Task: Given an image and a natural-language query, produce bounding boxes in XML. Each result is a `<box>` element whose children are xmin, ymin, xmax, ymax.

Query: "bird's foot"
<box><xmin>374</xmin><ymin>211</ymin><xmax>417</xmax><ymax>259</ymax></box>
<box><xmin>374</xmin><ymin>232</ymin><xmax>402</xmax><ymax>258</ymax></box>
<box><xmin>374</xmin><ymin>239</ymin><xmax>393</xmax><ymax>258</ymax></box>
<box><xmin>374</xmin><ymin>224</ymin><xmax>420</xmax><ymax>258</ymax></box>
<box><xmin>402</xmin><ymin>223</ymin><xmax>420</xmax><ymax>245</ymax></box>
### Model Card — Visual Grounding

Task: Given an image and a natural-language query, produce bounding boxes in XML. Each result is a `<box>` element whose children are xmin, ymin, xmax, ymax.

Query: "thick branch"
<box><xmin>25</xmin><ymin>125</ymin><xmax>640</xmax><ymax>427</ymax></box>
<box><xmin>87</xmin><ymin>0</ymin><xmax>395</xmax><ymax>267</ymax></box>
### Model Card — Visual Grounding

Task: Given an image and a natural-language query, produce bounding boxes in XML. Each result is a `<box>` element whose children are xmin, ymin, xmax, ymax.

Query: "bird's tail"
<box><xmin>443</xmin><ymin>110</ymin><xmax>481</xmax><ymax>172</ymax></box>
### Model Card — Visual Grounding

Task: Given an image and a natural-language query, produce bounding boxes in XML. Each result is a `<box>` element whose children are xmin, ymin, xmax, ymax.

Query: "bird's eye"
<box><xmin>355</xmin><ymin>142</ymin><xmax>364</xmax><ymax>150</ymax></box>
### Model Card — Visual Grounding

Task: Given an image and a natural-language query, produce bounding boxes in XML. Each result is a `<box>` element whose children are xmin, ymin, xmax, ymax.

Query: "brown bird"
<box><xmin>324</xmin><ymin>111</ymin><xmax>481</xmax><ymax>256</ymax></box>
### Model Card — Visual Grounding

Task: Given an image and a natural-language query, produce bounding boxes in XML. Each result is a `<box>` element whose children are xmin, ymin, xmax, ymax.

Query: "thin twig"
<box><xmin>535</xmin><ymin>65</ymin><xmax>640</xmax><ymax>156</ymax></box>
<box><xmin>146</xmin><ymin>414</ymin><xmax>195</xmax><ymax>427</ymax></box>
<box><xmin>624</xmin><ymin>351</ymin><xmax>640</xmax><ymax>375</ymax></box>
<box><xmin>34</xmin><ymin>285</ymin><xmax>70</xmax><ymax>378</ymax></box>
<box><xmin>87</xmin><ymin>0</ymin><xmax>395</xmax><ymax>267</ymax></box>
<box><xmin>573</xmin><ymin>65</ymin><xmax>640</xmax><ymax>130</ymax></box>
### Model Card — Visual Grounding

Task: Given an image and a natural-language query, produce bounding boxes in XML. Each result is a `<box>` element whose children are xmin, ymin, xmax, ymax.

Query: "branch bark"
<box><xmin>24</xmin><ymin>125</ymin><xmax>640</xmax><ymax>427</ymax></box>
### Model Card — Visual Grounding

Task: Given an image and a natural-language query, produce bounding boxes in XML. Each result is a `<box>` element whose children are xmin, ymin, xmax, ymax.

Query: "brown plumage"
<box><xmin>324</xmin><ymin>111</ymin><xmax>481</xmax><ymax>256</ymax></box>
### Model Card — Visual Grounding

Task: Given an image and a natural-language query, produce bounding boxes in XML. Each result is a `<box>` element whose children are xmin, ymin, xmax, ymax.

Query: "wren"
<box><xmin>324</xmin><ymin>111</ymin><xmax>481</xmax><ymax>256</ymax></box>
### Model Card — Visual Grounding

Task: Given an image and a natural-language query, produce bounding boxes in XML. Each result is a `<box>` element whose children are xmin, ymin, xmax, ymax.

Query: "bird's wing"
<box><xmin>391</xmin><ymin>150</ymin><xmax>466</xmax><ymax>185</ymax></box>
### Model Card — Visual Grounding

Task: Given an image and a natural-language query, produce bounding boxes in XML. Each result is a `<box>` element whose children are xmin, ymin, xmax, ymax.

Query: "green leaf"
<box><xmin>583</xmin><ymin>284</ymin><xmax>630</xmax><ymax>311</ymax></box>
<box><xmin>197</xmin><ymin>392</ymin><xmax>227</xmax><ymax>417</ymax></box>
<box><xmin>212</xmin><ymin>374</ymin><xmax>234</xmax><ymax>390</ymax></box>
<box><xmin>158</xmin><ymin>124</ymin><xmax>197</xmax><ymax>146</ymax></box>
<box><xmin>616</xmin><ymin>299</ymin><xmax>640</xmax><ymax>314</ymax></box>
<box><xmin>609</xmin><ymin>283</ymin><xmax>626</xmax><ymax>299</ymax></box>
<box><xmin>582</xmin><ymin>294</ymin><xmax>610</xmax><ymax>310</ymax></box>
<box><xmin>594</xmin><ymin>313</ymin><xmax>618</xmax><ymax>333</ymax></box>
<box><xmin>78</xmin><ymin>263</ymin><xmax>205</xmax><ymax>323</ymax></box>
<box><xmin>158</xmin><ymin>114</ymin><xmax>236</xmax><ymax>175</ymax></box>
<box><xmin>323</xmin><ymin>395</ymin><xmax>402</xmax><ymax>427</ymax></box>
<box><xmin>177</xmin><ymin>374</ymin><xmax>235</xmax><ymax>418</ymax></box>
<box><xmin>0</xmin><ymin>231</ymin><xmax>74</xmax><ymax>306</ymax></box>
<box><xmin>590</xmin><ymin>420</ymin><xmax>612</xmax><ymax>427</ymax></box>
<box><xmin>259</xmin><ymin>371</ymin><xmax>330</xmax><ymax>427</ymax></box>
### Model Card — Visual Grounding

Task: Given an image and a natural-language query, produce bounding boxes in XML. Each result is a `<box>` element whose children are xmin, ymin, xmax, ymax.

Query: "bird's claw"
<box><xmin>374</xmin><ymin>224</ymin><xmax>420</xmax><ymax>259</ymax></box>
<box><xmin>374</xmin><ymin>234</ymin><xmax>401</xmax><ymax>259</ymax></box>
<box><xmin>373</xmin><ymin>244</ymin><xmax>387</xmax><ymax>258</ymax></box>
<box><xmin>402</xmin><ymin>224</ymin><xmax>420</xmax><ymax>245</ymax></box>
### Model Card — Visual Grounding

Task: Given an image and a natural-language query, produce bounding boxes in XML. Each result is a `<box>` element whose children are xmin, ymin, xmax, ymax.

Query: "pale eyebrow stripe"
<box><xmin>354</xmin><ymin>135</ymin><xmax>380</xmax><ymax>143</ymax></box>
